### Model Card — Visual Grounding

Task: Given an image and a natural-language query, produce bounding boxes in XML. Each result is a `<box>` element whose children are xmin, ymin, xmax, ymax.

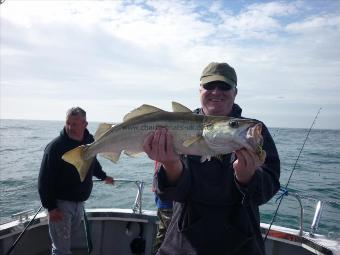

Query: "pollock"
<box><xmin>62</xmin><ymin>102</ymin><xmax>266</xmax><ymax>181</ymax></box>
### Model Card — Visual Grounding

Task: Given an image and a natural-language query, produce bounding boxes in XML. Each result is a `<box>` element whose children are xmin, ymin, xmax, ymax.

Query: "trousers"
<box><xmin>49</xmin><ymin>200</ymin><xmax>84</xmax><ymax>255</ymax></box>
<box><xmin>153</xmin><ymin>208</ymin><xmax>173</xmax><ymax>254</ymax></box>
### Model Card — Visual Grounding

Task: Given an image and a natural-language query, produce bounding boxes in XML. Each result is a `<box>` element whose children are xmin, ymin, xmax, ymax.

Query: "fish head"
<box><xmin>202</xmin><ymin>117</ymin><xmax>265</xmax><ymax>161</ymax></box>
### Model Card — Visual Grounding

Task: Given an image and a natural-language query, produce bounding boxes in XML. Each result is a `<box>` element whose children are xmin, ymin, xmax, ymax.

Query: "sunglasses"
<box><xmin>202</xmin><ymin>83</ymin><xmax>233</xmax><ymax>91</ymax></box>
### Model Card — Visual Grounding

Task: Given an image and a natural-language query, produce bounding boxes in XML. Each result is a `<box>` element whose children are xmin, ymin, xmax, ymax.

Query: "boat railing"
<box><xmin>11</xmin><ymin>210</ymin><xmax>35</xmax><ymax>223</ymax></box>
<box><xmin>8</xmin><ymin>182</ymin><xmax>340</xmax><ymax>238</ymax></box>
<box><xmin>289</xmin><ymin>193</ymin><xmax>304</xmax><ymax>236</ymax></box>
<box><xmin>94</xmin><ymin>178</ymin><xmax>145</xmax><ymax>214</ymax></box>
<box><xmin>276</xmin><ymin>189</ymin><xmax>340</xmax><ymax>237</ymax></box>
<box><xmin>91</xmin><ymin>181</ymin><xmax>339</xmax><ymax>237</ymax></box>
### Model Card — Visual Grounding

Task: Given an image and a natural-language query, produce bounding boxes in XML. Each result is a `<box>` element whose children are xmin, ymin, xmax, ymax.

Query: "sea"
<box><xmin>0</xmin><ymin>119</ymin><xmax>339</xmax><ymax>240</ymax></box>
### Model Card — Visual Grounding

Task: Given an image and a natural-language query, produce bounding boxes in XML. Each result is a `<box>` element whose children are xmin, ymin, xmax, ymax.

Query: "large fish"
<box><xmin>62</xmin><ymin>102</ymin><xmax>266</xmax><ymax>182</ymax></box>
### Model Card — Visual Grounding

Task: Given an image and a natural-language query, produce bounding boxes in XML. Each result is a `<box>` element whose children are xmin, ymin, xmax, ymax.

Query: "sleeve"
<box><xmin>235</xmin><ymin>124</ymin><xmax>281</xmax><ymax>206</ymax></box>
<box><xmin>92</xmin><ymin>158</ymin><xmax>107</xmax><ymax>180</ymax></box>
<box><xmin>154</xmin><ymin>157</ymin><xmax>191</xmax><ymax>203</ymax></box>
<box><xmin>38</xmin><ymin>149</ymin><xmax>58</xmax><ymax>211</ymax></box>
<box><xmin>153</xmin><ymin>161</ymin><xmax>174</xmax><ymax>209</ymax></box>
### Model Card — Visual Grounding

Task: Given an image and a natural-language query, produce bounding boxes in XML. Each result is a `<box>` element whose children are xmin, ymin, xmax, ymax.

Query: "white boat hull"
<box><xmin>1</xmin><ymin>208</ymin><xmax>339</xmax><ymax>255</ymax></box>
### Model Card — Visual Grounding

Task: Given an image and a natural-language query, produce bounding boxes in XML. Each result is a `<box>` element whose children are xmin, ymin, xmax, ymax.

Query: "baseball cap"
<box><xmin>200</xmin><ymin>62</ymin><xmax>237</xmax><ymax>88</ymax></box>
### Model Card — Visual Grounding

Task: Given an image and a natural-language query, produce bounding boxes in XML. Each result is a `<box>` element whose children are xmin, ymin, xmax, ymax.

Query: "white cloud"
<box><xmin>1</xmin><ymin>0</ymin><xmax>340</xmax><ymax>129</ymax></box>
<box><xmin>246</xmin><ymin>1</ymin><xmax>299</xmax><ymax>16</ymax></box>
<box><xmin>207</xmin><ymin>1</ymin><xmax>301</xmax><ymax>41</ymax></box>
<box><xmin>286</xmin><ymin>14</ymin><xmax>340</xmax><ymax>32</ymax></box>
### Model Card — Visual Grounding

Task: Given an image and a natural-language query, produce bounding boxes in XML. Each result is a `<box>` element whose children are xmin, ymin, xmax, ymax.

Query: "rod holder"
<box><xmin>310</xmin><ymin>200</ymin><xmax>324</xmax><ymax>237</ymax></box>
<box><xmin>132</xmin><ymin>181</ymin><xmax>144</xmax><ymax>214</ymax></box>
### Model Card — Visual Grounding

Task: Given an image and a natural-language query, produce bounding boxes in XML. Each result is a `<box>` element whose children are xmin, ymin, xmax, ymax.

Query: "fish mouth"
<box><xmin>238</xmin><ymin>123</ymin><xmax>266</xmax><ymax>161</ymax></box>
<box><xmin>247</xmin><ymin>123</ymin><xmax>263</xmax><ymax>147</ymax></box>
<box><xmin>246</xmin><ymin>123</ymin><xmax>266</xmax><ymax>161</ymax></box>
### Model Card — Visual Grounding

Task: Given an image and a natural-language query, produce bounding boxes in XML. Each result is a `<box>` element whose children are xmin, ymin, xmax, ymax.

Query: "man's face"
<box><xmin>199</xmin><ymin>81</ymin><xmax>237</xmax><ymax>116</ymax></box>
<box><xmin>65</xmin><ymin>114</ymin><xmax>88</xmax><ymax>141</ymax></box>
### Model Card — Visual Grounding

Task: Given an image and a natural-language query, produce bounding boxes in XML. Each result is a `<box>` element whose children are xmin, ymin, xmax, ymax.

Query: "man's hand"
<box><xmin>143</xmin><ymin>128</ymin><xmax>183</xmax><ymax>182</ymax></box>
<box><xmin>104</xmin><ymin>176</ymin><xmax>114</xmax><ymax>185</ymax></box>
<box><xmin>233</xmin><ymin>148</ymin><xmax>264</xmax><ymax>185</ymax></box>
<box><xmin>48</xmin><ymin>208</ymin><xmax>63</xmax><ymax>222</ymax></box>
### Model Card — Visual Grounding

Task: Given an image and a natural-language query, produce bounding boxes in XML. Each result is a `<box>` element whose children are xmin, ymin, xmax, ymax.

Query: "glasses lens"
<box><xmin>203</xmin><ymin>83</ymin><xmax>231</xmax><ymax>91</ymax></box>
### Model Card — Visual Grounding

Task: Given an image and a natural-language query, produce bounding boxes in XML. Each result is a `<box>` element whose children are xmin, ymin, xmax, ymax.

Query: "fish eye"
<box><xmin>229</xmin><ymin>120</ymin><xmax>239</xmax><ymax>128</ymax></box>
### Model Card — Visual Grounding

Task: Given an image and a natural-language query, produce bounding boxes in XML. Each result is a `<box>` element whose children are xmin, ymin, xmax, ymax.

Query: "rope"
<box><xmin>275</xmin><ymin>187</ymin><xmax>289</xmax><ymax>203</ymax></box>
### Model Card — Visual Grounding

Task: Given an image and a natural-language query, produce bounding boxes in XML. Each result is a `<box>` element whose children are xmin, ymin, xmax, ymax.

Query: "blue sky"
<box><xmin>1</xmin><ymin>0</ymin><xmax>340</xmax><ymax>129</ymax></box>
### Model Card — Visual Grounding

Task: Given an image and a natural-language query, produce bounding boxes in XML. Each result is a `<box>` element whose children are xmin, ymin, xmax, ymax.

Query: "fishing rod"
<box><xmin>6</xmin><ymin>205</ymin><xmax>43</xmax><ymax>255</ymax></box>
<box><xmin>264</xmin><ymin>107</ymin><xmax>322</xmax><ymax>242</ymax></box>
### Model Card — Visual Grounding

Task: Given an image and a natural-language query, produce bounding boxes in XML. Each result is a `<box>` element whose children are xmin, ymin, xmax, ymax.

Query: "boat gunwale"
<box><xmin>1</xmin><ymin>209</ymin><xmax>339</xmax><ymax>255</ymax></box>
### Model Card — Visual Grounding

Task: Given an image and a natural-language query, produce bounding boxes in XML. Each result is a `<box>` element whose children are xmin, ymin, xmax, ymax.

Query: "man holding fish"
<box><xmin>61</xmin><ymin>62</ymin><xmax>280</xmax><ymax>254</ymax></box>
<box><xmin>143</xmin><ymin>62</ymin><xmax>280</xmax><ymax>254</ymax></box>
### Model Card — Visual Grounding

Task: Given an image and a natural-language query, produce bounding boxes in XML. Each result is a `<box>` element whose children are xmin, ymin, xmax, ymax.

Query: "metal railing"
<box><xmin>289</xmin><ymin>193</ymin><xmax>304</xmax><ymax>236</ymax></box>
<box><xmin>11</xmin><ymin>210</ymin><xmax>35</xmax><ymax>223</ymax></box>
<box><xmin>10</xmin><ymin>182</ymin><xmax>340</xmax><ymax>237</ymax></box>
<box><xmin>94</xmin><ymin>178</ymin><xmax>145</xmax><ymax>214</ymax></box>
<box><xmin>276</xmin><ymin>190</ymin><xmax>339</xmax><ymax>237</ymax></box>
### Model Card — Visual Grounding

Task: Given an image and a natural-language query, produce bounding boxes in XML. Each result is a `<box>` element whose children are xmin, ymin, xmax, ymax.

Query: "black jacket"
<box><xmin>154</xmin><ymin>104</ymin><xmax>280</xmax><ymax>255</ymax></box>
<box><xmin>38</xmin><ymin>128</ymin><xmax>107</xmax><ymax>211</ymax></box>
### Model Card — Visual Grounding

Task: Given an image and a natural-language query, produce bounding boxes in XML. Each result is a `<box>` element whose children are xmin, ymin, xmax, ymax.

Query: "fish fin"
<box><xmin>123</xmin><ymin>104</ymin><xmax>164</xmax><ymax>122</ymax></box>
<box><xmin>172</xmin><ymin>102</ymin><xmax>192</xmax><ymax>112</ymax></box>
<box><xmin>124</xmin><ymin>150</ymin><xmax>143</xmax><ymax>157</ymax></box>
<box><xmin>94</xmin><ymin>123</ymin><xmax>115</xmax><ymax>141</ymax></box>
<box><xmin>200</xmin><ymin>155</ymin><xmax>211</xmax><ymax>162</ymax></box>
<box><xmin>182</xmin><ymin>136</ymin><xmax>202</xmax><ymax>147</ymax></box>
<box><xmin>99</xmin><ymin>152</ymin><xmax>121</xmax><ymax>163</ymax></box>
<box><xmin>62</xmin><ymin>145</ymin><xmax>94</xmax><ymax>182</ymax></box>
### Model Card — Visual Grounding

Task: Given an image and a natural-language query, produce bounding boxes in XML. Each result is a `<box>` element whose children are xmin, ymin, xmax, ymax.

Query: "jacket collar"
<box><xmin>193</xmin><ymin>103</ymin><xmax>242</xmax><ymax>118</ymax></box>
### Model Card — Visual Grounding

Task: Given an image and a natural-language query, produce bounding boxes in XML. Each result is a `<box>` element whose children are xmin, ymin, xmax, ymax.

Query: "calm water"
<box><xmin>0</xmin><ymin>119</ymin><xmax>339</xmax><ymax>239</ymax></box>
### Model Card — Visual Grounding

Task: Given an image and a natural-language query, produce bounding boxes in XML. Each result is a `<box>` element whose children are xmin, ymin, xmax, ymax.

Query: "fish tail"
<box><xmin>62</xmin><ymin>145</ymin><xmax>94</xmax><ymax>182</ymax></box>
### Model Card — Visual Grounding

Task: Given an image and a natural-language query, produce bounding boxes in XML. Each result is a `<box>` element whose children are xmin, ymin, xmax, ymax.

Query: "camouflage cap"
<box><xmin>200</xmin><ymin>62</ymin><xmax>237</xmax><ymax>87</ymax></box>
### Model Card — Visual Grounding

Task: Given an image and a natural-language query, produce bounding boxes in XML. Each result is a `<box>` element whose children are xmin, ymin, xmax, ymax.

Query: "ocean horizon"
<box><xmin>1</xmin><ymin>117</ymin><xmax>339</xmax><ymax>131</ymax></box>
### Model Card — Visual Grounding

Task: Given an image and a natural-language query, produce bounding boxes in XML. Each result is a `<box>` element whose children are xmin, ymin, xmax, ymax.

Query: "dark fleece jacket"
<box><xmin>154</xmin><ymin>104</ymin><xmax>280</xmax><ymax>255</ymax></box>
<box><xmin>38</xmin><ymin>128</ymin><xmax>107</xmax><ymax>211</ymax></box>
